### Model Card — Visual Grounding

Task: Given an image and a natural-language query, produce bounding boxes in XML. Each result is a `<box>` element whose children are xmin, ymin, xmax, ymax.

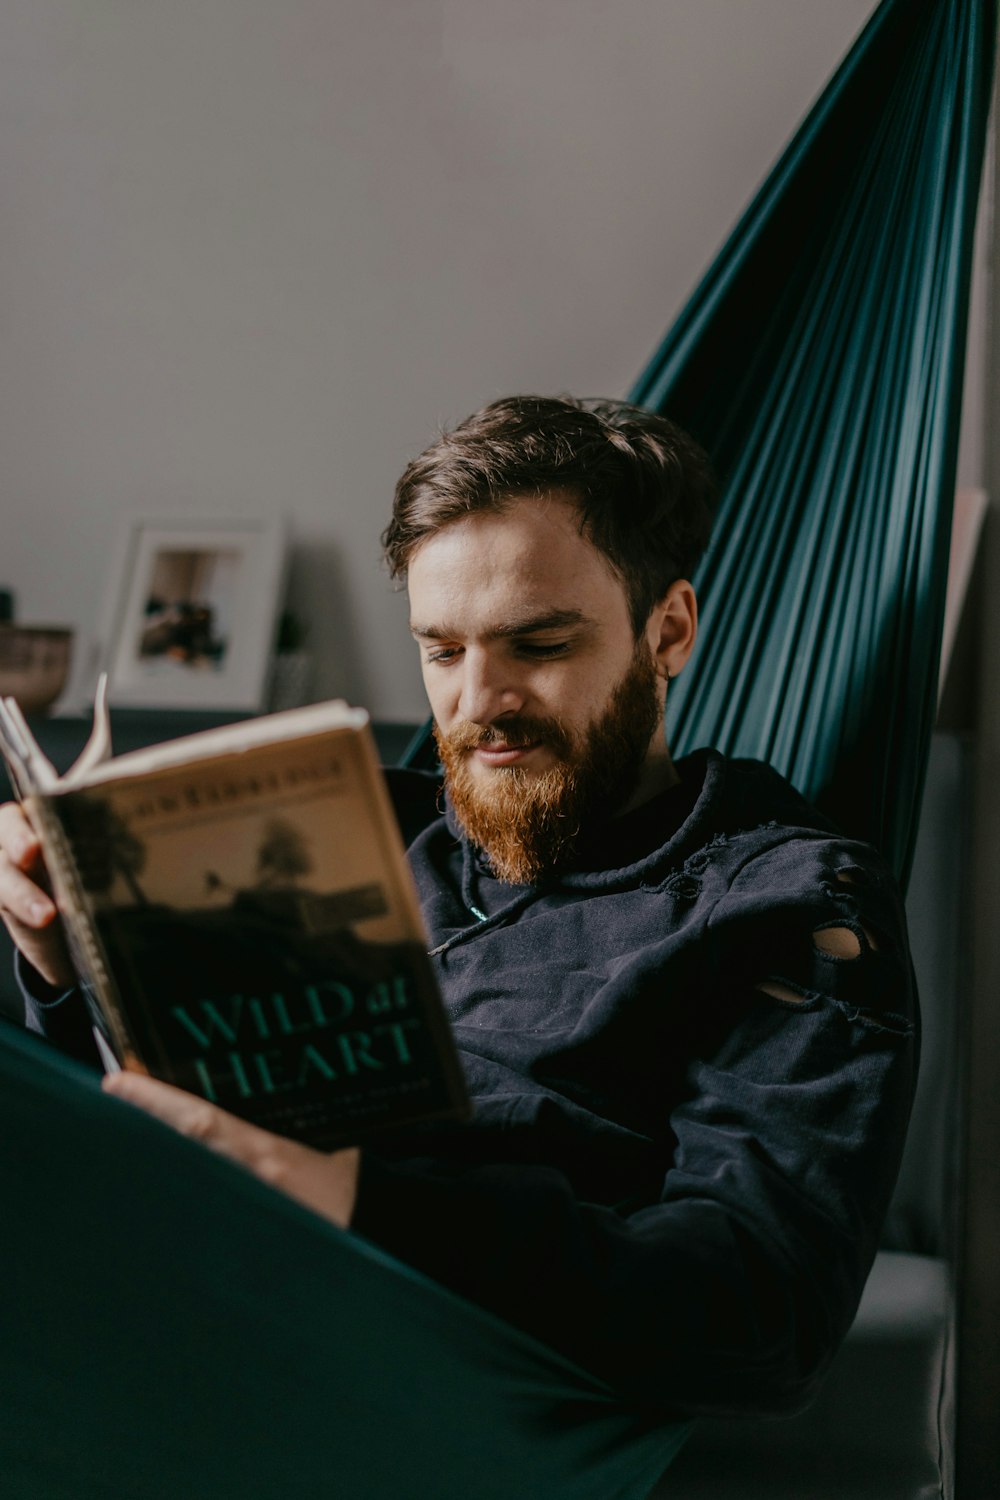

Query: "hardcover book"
<box><xmin>0</xmin><ymin>682</ymin><xmax>468</xmax><ymax>1149</ymax></box>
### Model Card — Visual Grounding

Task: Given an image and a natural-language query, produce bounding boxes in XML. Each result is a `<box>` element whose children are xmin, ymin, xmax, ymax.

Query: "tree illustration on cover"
<box><xmin>68</xmin><ymin>796</ymin><xmax>149</xmax><ymax>906</ymax></box>
<box><xmin>255</xmin><ymin>818</ymin><xmax>314</xmax><ymax>887</ymax></box>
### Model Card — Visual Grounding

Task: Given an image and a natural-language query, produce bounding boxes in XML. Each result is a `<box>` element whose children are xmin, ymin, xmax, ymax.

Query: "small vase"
<box><xmin>268</xmin><ymin>651</ymin><xmax>313</xmax><ymax>712</ymax></box>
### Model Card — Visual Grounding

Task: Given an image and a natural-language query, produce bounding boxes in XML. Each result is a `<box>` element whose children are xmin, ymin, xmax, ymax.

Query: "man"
<box><xmin>0</xmin><ymin>395</ymin><xmax>916</xmax><ymax>1414</ymax></box>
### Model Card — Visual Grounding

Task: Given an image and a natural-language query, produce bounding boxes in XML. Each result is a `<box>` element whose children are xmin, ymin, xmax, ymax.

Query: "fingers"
<box><xmin>0</xmin><ymin>801</ymin><xmax>76</xmax><ymax>987</ymax></box>
<box><xmin>103</xmin><ymin>1071</ymin><xmax>273</xmax><ymax>1167</ymax></box>
<box><xmin>0</xmin><ymin>801</ymin><xmax>47</xmax><ymax>885</ymax></box>
<box><xmin>103</xmin><ymin>1071</ymin><xmax>360</xmax><ymax>1227</ymax></box>
<box><xmin>0</xmin><ymin>848</ymin><xmax>56</xmax><ymax>927</ymax></box>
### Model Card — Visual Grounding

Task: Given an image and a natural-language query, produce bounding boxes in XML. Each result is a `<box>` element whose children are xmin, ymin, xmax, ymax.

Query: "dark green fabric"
<box><xmin>0</xmin><ymin>1023</ymin><xmax>687</xmax><ymax>1499</ymax></box>
<box><xmin>630</xmin><ymin>0</ymin><xmax>996</xmax><ymax>883</ymax></box>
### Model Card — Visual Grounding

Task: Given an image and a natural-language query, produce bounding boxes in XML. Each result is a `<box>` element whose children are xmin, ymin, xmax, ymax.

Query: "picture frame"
<box><xmin>96</xmin><ymin>516</ymin><xmax>288</xmax><ymax>712</ymax></box>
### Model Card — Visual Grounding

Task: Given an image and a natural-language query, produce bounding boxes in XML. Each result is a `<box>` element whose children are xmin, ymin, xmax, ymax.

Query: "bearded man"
<box><xmin>0</xmin><ymin>396</ymin><xmax>916</xmax><ymax>1412</ymax></box>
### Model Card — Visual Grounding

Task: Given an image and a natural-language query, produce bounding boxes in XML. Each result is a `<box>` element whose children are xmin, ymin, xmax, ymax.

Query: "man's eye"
<box><xmin>424</xmin><ymin>647</ymin><xmax>461</xmax><ymax>665</ymax></box>
<box><xmin>515</xmin><ymin>641</ymin><xmax>570</xmax><ymax>658</ymax></box>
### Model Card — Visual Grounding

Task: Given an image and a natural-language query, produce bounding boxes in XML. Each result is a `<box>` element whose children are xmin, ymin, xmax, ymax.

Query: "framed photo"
<box><xmin>98</xmin><ymin>516</ymin><xmax>288</xmax><ymax>711</ymax></box>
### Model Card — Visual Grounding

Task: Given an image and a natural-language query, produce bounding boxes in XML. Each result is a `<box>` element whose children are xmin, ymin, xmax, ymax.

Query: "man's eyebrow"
<box><xmin>410</xmin><ymin>608</ymin><xmax>591</xmax><ymax>641</ymax></box>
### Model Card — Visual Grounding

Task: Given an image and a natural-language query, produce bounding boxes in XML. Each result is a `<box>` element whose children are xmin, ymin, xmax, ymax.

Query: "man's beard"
<box><xmin>435</xmin><ymin>644</ymin><xmax>661</xmax><ymax>885</ymax></box>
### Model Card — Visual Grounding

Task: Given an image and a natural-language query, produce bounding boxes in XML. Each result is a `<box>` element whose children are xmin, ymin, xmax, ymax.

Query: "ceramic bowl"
<box><xmin>0</xmin><ymin>625</ymin><xmax>73</xmax><ymax>715</ymax></box>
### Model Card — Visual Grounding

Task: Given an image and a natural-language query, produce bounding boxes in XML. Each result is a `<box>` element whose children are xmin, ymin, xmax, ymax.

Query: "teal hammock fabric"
<box><xmin>2</xmin><ymin>2</ymin><xmax>994</xmax><ymax>1497</ymax></box>
<box><xmin>629</xmin><ymin>0</ymin><xmax>996</xmax><ymax>883</ymax></box>
<box><xmin>0</xmin><ymin>1023</ymin><xmax>685</xmax><ymax>1500</ymax></box>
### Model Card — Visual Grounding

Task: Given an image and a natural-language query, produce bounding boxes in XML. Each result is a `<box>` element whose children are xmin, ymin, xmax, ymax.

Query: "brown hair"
<box><xmin>382</xmin><ymin>395</ymin><xmax>716</xmax><ymax>633</ymax></box>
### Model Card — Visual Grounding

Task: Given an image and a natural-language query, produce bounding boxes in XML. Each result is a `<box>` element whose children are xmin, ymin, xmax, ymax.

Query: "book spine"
<box><xmin>25</xmin><ymin>793</ymin><xmax>138</xmax><ymax>1066</ymax></box>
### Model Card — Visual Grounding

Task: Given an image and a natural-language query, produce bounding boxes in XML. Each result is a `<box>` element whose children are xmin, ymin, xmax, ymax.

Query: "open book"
<box><xmin>0</xmin><ymin>681</ymin><xmax>468</xmax><ymax>1149</ymax></box>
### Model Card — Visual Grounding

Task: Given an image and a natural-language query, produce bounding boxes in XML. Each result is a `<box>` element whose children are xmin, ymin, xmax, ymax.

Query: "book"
<box><xmin>0</xmin><ymin>681</ymin><xmax>468</xmax><ymax>1149</ymax></box>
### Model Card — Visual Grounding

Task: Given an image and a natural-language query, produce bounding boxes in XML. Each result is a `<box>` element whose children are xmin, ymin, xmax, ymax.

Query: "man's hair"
<box><xmin>382</xmin><ymin>395</ymin><xmax>717</xmax><ymax>633</ymax></box>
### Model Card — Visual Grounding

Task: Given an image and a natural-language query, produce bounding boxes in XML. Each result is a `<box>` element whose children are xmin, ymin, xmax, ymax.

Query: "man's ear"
<box><xmin>645</xmin><ymin>580</ymin><xmax>698</xmax><ymax>682</ymax></box>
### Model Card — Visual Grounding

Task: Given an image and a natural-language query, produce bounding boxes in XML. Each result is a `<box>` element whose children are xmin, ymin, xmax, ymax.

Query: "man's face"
<box><xmin>407</xmin><ymin>494</ymin><xmax>666</xmax><ymax>882</ymax></box>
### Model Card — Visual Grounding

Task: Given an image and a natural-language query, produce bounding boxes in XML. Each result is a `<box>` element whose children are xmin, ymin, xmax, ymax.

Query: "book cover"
<box><xmin>0</xmin><ymin>693</ymin><xmax>468</xmax><ymax>1150</ymax></box>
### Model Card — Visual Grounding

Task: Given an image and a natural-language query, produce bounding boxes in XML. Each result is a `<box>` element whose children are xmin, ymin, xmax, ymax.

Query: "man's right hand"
<box><xmin>0</xmin><ymin>802</ymin><xmax>75</xmax><ymax>989</ymax></box>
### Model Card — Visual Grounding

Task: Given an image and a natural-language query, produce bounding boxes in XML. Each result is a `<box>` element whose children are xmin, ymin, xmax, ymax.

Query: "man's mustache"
<box><xmin>437</xmin><ymin>717</ymin><xmax>573</xmax><ymax>756</ymax></box>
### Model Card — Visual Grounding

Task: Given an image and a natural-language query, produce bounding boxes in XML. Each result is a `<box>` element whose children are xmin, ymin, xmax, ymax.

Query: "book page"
<box><xmin>0</xmin><ymin>697</ymin><xmax>59</xmax><ymax>796</ymax></box>
<box><xmin>61</xmin><ymin>674</ymin><xmax>113</xmax><ymax>787</ymax></box>
<box><xmin>75</xmin><ymin>698</ymin><xmax>367</xmax><ymax>786</ymax></box>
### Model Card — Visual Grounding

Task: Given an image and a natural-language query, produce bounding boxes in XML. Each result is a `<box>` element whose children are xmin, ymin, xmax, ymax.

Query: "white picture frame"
<box><xmin>97</xmin><ymin>515</ymin><xmax>288</xmax><ymax>712</ymax></box>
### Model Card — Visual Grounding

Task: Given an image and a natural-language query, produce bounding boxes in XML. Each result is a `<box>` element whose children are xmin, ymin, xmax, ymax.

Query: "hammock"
<box><xmin>2</xmin><ymin>2</ymin><xmax>993</xmax><ymax>1496</ymax></box>
<box><xmin>629</xmin><ymin>0</ymin><xmax>995</xmax><ymax>884</ymax></box>
<box><xmin>0</xmin><ymin>1024</ymin><xmax>684</xmax><ymax>1500</ymax></box>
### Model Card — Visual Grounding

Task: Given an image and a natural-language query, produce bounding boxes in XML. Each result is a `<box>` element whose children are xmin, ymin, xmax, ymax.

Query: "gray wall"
<box><xmin>6</xmin><ymin>0</ymin><xmax>978</xmax><ymax>725</ymax></box>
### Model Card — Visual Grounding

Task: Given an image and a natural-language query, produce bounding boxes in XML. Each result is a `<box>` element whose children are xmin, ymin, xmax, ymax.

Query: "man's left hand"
<box><xmin>102</xmin><ymin>1071</ymin><xmax>360</xmax><ymax>1229</ymax></box>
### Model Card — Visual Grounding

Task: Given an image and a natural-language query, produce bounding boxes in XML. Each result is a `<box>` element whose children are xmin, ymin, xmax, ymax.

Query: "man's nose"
<box><xmin>457</xmin><ymin>651</ymin><xmax>524</xmax><ymax>725</ymax></box>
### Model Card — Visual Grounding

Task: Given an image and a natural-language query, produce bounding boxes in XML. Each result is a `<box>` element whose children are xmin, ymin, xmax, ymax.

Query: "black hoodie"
<box><xmin>351</xmin><ymin>749</ymin><xmax>917</xmax><ymax>1415</ymax></box>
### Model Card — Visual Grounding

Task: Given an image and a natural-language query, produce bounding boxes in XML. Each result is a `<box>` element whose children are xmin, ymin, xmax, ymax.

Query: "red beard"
<box><xmin>435</xmin><ymin>644</ymin><xmax>660</xmax><ymax>884</ymax></box>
